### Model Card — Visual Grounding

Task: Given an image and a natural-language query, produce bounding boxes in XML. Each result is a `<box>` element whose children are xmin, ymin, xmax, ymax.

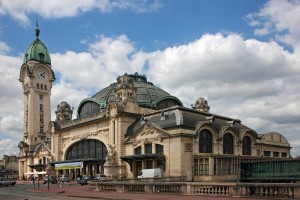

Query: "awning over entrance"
<box><xmin>28</xmin><ymin>164</ymin><xmax>46</xmax><ymax>171</ymax></box>
<box><xmin>120</xmin><ymin>153</ymin><xmax>165</xmax><ymax>171</ymax></box>
<box><xmin>49</xmin><ymin>158</ymin><xmax>106</xmax><ymax>169</ymax></box>
<box><xmin>54</xmin><ymin>162</ymin><xmax>83</xmax><ymax>170</ymax></box>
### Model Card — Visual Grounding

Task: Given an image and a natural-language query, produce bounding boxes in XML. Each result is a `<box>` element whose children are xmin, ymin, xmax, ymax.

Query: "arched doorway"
<box><xmin>55</xmin><ymin>139</ymin><xmax>108</xmax><ymax>179</ymax></box>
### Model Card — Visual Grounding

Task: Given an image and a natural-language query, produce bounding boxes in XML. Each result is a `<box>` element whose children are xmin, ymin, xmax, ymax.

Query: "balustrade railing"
<box><xmin>192</xmin><ymin>185</ymin><xmax>229</xmax><ymax>196</ymax></box>
<box><xmin>88</xmin><ymin>181</ymin><xmax>300</xmax><ymax>199</ymax></box>
<box><xmin>238</xmin><ymin>183</ymin><xmax>298</xmax><ymax>199</ymax></box>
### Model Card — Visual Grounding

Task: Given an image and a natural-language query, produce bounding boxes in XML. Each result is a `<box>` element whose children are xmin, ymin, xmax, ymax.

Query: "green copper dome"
<box><xmin>77</xmin><ymin>73</ymin><xmax>182</xmax><ymax>118</ymax></box>
<box><xmin>23</xmin><ymin>23</ymin><xmax>51</xmax><ymax>64</ymax></box>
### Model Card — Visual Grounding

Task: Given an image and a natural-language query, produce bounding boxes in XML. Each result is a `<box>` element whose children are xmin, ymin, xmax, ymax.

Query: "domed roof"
<box><xmin>23</xmin><ymin>22</ymin><xmax>51</xmax><ymax>64</ymax></box>
<box><xmin>77</xmin><ymin>73</ymin><xmax>182</xmax><ymax>116</ymax></box>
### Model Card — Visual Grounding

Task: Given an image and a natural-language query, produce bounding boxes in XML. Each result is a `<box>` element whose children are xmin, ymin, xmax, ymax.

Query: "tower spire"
<box><xmin>35</xmin><ymin>20</ymin><xmax>40</xmax><ymax>39</ymax></box>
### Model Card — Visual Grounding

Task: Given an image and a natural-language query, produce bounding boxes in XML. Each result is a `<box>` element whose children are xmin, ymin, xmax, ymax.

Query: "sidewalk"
<box><xmin>19</xmin><ymin>181</ymin><xmax>265</xmax><ymax>200</ymax></box>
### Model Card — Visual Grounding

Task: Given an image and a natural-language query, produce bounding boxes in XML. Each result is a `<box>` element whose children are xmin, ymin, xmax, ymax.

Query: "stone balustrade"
<box><xmin>88</xmin><ymin>180</ymin><xmax>300</xmax><ymax>199</ymax></box>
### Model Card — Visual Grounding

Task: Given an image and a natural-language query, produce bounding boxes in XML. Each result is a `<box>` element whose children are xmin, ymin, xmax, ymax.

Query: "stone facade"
<box><xmin>18</xmin><ymin>26</ymin><xmax>291</xmax><ymax>182</ymax></box>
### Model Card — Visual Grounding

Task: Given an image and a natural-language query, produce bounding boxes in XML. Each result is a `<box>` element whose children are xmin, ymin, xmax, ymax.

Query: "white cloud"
<box><xmin>1</xmin><ymin>29</ymin><xmax>300</xmax><ymax>157</ymax></box>
<box><xmin>246</xmin><ymin>0</ymin><xmax>300</xmax><ymax>51</ymax></box>
<box><xmin>0</xmin><ymin>0</ymin><xmax>161</xmax><ymax>25</ymax></box>
<box><xmin>0</xmin><ymin>139</ymin><xmax>19</xmax><ymax>156</ymax></box>
<box><xmin>0</xmin><ymin>41</ymin><xmax>10</xmax><ymax>54</ymax></box>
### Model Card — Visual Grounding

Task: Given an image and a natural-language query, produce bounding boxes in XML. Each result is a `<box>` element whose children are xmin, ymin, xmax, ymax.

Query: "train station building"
<box><xmin>18</xmin><ymin>25</ymin><xmax>291</xmax><ymax>182</ymax></box>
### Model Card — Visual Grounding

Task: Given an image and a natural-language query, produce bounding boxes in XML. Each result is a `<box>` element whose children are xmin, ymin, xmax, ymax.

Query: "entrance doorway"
<box><xmin>135</xmin><ymin>161</ymin><xmax>142</xmax><ymax>178</ymax></box>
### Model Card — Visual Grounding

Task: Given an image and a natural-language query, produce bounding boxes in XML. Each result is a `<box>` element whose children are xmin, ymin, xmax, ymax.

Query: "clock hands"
<box><xmin>37</xmin><ymin>71</ymin><xmax>46</xmax><ymax>79</ymax></box>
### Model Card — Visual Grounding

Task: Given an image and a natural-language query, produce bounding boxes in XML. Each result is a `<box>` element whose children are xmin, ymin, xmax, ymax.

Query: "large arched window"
<box><xmin>199</xmin><ymin>129</ymin><xmax>212</xmax><ymax>153</ymax></box>
<box><xmin>66</xmin><ymin>139</ymin><xmax>107</xmax><ymax>160</ymax></box>
<box><xmin>223</xmin><ymin>133</ymin><xmax>234</xmax><ymax>154</ymax></box>
<box><xmin>242</xmin><ymin>136</ymin><xmax>251</xmax><ymax>155</ymax></box>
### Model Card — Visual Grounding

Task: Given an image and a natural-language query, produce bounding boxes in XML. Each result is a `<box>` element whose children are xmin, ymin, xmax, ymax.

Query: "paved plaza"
<box><xmin>22</xmin><ymin>181</ymin><xmax>266</xmax><ymax>200</ymax></box>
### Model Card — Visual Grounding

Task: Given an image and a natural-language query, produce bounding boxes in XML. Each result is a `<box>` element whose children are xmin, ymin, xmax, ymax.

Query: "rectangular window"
<box><xmin>40</xmin><ymin>117</ymin><xmax>43</xmax><ymax>123</ymax></box>
<box><xmin>134</xmin><ymin>146</ymin><xmax>141</xmax><ymax>155</ymax></box>
<box><xmin>273</xmin><ymin>152</ymin><xmax>279</xmax><ymax>157</ymax></box>
<box><xmin>155</xmin><ymin>144</ymin><xmax>163</xmax><ymax>154</ymax></box>
<box><xmin>40</xmin><ymin>126</ymin><xmax>43</xmax><ymax>133</ymax></box>
<box><xmin>281</xmin><ymin>152</ymin><xmax>287</xmax><ymax>158</ymax></box>
<box><xmin>214</xmin><ymin>158</ymin><xmax>238</xmax><ymax>175</ymax></box>
<box><xmin>145</xmin><ymin>144</ymin><xmax>152</xmax><ymax>154</ymax></box>
<box><xmin>40</xmin><ymin>104</ymin><xmax>43</xmax><ymax>112</ymax></box>
<box><xmin>146</xmin><ymin>160</ymin><xmax>153</xmax><ymax>169</ymax></box>
<box><xmin>264</xmin><ymin>151</ymin><xmax>271</xmax><ymax>157</ymax></box>
<box><xmin>39</xmin><ymin>95</ymin><xmax>43</xmax><ymax>100</ymax></box>
<box><xmin>194</xmin><ymin>158</ymin><xmax>209</xmax><ymax>175</ymax></box>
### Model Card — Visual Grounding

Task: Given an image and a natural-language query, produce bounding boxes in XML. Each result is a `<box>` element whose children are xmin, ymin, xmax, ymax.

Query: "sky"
<box><xmin>0</xmin><ymin>0</ymin><xmax>300</xmax><ymax>157</ymax></box>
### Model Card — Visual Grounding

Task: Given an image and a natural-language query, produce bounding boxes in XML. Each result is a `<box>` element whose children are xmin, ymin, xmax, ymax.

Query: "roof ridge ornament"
<box><xmin>35</xmin><ymin>21</ymin><xmax>40</xmax><ymax>39</ymax></box>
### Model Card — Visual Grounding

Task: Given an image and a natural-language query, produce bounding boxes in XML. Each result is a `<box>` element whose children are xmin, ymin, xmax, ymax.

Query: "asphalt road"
<box><xmin>0</xmin><ymin>182</ymin><xmax>90</xmax><ymax>200</ymax></box>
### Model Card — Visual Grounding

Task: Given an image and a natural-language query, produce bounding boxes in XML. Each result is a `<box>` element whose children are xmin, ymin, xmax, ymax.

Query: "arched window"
<box><xmin>79</xmin><ymin>101</ymin><xmax>100</xmax><ymax>118</ymax></box>
<box><xmin>242</xmin><ymin>136</ymin><xmax>251</xmax><ymax>155</ymax></box>
<box><xmin>223</xmin><ymin>133</ymin><xmax>234</xmax><ymax>154</ymax></box>
<box><xmin>66</xmin><ymin>139</ymin><xmax>107</xmax><ymax>160</ymax></box>
<box><xmin>199</xmin><ymin>129</ymin><xmax>212</xmax><ymax>153</ymax></box>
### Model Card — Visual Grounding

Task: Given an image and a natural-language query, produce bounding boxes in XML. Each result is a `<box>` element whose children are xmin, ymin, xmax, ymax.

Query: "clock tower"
<box><xmin>19</xmin><ymin>22</ymin><xmax>55</xmax><ymax>152</ymax></box>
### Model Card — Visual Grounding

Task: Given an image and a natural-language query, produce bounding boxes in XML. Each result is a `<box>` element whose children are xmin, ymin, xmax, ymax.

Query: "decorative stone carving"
<box><xmin>105</xmin><ymin>144</ymin><xmax>118</xmax><ymax>166</ymax></box>
<box><xmin>131</xmin><ymin>124</ymin><xmax>164</xmax><ymax>147</ymax></box>
<box><xmin>185</xmin><ymin>143</ymin><xmax>193</xmax><ymax>152</ymax></box>
<box><xmin>114</xmin><ymin>73</ymin><xmax>137</xmax><ymax>103</ymax></box>
<box><xmin>55</xmin><ymin>101</ymin><xmax>73</xmax><ymax>123</ymax></box>
<box><xmin>37</xmin><ymin>145</ymin><xmax>53</xmax><ymax>161</ymax></box>
<box><xmin>192</xmin><ymin>97</ymin><xmax>210</xmax><ymax>112</ymax></box>
<box><xmin>106</xmin><ymin>101</ymin><xmax>118</xmax><ymax>119</ymax></box>
<box><xmin>62</xmin><ymin>129</ymin><xmax>109</xmax><ymax>148</ymax></box>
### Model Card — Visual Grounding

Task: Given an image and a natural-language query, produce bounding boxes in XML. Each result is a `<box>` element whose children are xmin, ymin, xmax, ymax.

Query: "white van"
<box><xmin>137</xmin><ymin>168</ymin><xmax>163</xmax><ymax>178</ymax></box>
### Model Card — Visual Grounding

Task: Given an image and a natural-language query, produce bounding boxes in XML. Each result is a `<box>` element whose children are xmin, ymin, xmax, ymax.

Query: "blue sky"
<box><xmin>1</xmin><ymin>0</ymin><xmax>300</xmax><ymax>157</ymax></box>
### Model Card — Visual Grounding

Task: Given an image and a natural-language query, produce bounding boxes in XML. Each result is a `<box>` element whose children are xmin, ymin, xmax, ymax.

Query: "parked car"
<box><xmin>43</xmin><ymin>175</ymin><xmax>57</xmax><ymax>184</ymax></box>
<box><xmin>0</xmin><ymin>177</ymin><xmax>16</xmax><ymax>187</ymax></box>
<box><xmin>95</xmin><ymin>174</ymin><xmax>106</xmax><ymax>181</ymax></box>
<box><xmin>60</xmin><ymin>175</ymin><xmax>71</xmax><ymax>182</ymax></box>
<box><xmin>78</xmin><ymin>175</ymin><xmax>95</xmax><ymax>185</ymax></box>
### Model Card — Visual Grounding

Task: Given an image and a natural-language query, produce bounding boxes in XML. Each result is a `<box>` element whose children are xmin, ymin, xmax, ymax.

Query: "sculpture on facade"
<box><xmin>105</xmin><ymin>144</ymin><xmax>118</xmax><ymax>166</ymax></box>
<box><xmin>55</xmin><ymin>101</ymin><xmax>73</xmax><ymax>123</ymax></box>
<box><xmin>192</xmin><ymin>97</ymin><xmax>210</xmax><ymax>112</ymax></box>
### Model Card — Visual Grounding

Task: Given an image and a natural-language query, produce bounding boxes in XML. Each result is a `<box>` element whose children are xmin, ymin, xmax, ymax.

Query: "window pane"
<box><xmin>223</xmin><ymin>133</ymin><xmax>233</xmax><ymax>154</ymax></box>
<box><xmin>242</xmin><ymin>136</ymin><xmax>251</xmax><ymax>155</ymax></box>
<box><xmin>199</xmin><ymin>130</ymin><xmax>212</xmax><ymax>153</ymax></box>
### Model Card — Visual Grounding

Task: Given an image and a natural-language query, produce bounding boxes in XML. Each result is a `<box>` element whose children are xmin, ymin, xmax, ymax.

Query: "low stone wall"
<box><xmin>88</xmin><ymin>181</ymin><xmax>300</xmax><ymax>199</ymax></box>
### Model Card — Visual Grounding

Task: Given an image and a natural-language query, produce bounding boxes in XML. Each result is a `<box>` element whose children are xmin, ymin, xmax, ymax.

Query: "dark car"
<box><xmin>0</xmin><ymin>177</ymin><xmax>16</xmax><ymax>187</ymax></box>
<box><xmin>43</xmin><ymin>175</ymin><xmax>57</xmax><ymax>184</ymax></box>
<box><xmin>78</xmin><ymin>175</ymin><xmax>94</xmax><ymax>185</ymax></box>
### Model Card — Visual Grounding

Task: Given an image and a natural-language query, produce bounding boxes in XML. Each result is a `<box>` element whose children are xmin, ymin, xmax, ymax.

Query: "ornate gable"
<box><xmin>127</xmin><ymin>123</ymin><xmax>170</xmax><ymax>147</ymax></box>
<box><xmin>35</xmin><ymin>143</ymin><xmax>53</xmax><ymax>161</ymax></box>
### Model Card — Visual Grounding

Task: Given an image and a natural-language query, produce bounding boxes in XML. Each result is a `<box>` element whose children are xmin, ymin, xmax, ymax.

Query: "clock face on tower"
<box><xmin>36</xmin><ymin>69</ymin><xmax>47</xmax><ymax>80</ymax></box>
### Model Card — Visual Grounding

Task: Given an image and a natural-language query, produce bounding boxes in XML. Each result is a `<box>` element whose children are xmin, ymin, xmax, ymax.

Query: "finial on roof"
<box><xmin>35</xmin><ymin>21</ymin><xmax>40</xmax><ymax>38</ymax></box>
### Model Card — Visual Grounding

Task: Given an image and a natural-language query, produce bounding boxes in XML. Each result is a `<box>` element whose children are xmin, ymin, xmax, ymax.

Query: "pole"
<box><xmin>47</xmin><ymin>175</ymin><xmax>49</xmax><ymax>191</ymax></box>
